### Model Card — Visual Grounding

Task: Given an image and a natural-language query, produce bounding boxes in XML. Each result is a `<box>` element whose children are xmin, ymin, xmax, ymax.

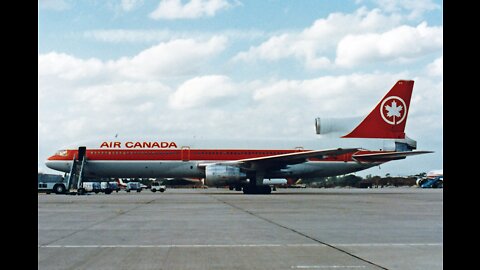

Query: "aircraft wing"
<box><xmin>352</xmin><ymin>150</ymin><xmax>433</xmax><ymax>163</ymax></box>
<box><xmin>198</xmin><ymin>148</ymin><xmax>359</xmax><ymax>170</ymax></box>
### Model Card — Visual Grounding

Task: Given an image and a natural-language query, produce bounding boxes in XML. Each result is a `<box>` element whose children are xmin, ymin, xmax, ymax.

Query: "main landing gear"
<box><xmin>241</xmin><ymin>173</ymin><xmax>272</xmax><ymax>194</ymax></box>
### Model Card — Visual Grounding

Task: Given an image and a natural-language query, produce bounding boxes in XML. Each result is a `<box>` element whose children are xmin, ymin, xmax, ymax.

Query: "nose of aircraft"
<box><xmin>45</xmin><ymin>153</ymin><xmax>65</xmax><ymax>171</ymax></box>
<box><xmin>45</xmin><ymin>159</ymin><xmax>69</xmax><ymax>172</ymax></box>
<box><xmin>45</xmin><ymin>158</ymin><xmax>55</xmax><ymax>170</ymax></box>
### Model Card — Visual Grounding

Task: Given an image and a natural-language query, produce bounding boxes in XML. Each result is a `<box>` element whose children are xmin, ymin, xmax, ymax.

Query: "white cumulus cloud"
<box><xmin>233</xmin><ymin>8</ymin><xmax>401</xmax><ymax>69</ymax></box>
<box><xmin>149</xmin><ymin>0</ymin><xmax>236</xmax><ymax>20</ymax></box>
<box><xmin>252</xmin><ymin>73</ymin><xmax>409</xmax><ymax>116</ymax></box>
<box><xmin>38</xmin><ymin>36</ymin><xmax>227</xmax><ymax>82</ymax></box>
<box><xmin>425</xmin><ymin>56</ymin><xmax>442</xmax><ymax>77</ymax></box>
<box><xmin>115</xmin><ymin>36</ymin><xmax>227</xmax><ymax>79</ymax></box>
<box><xmin>335</xmin><ymin>22</ymin><xmax>442</xmax><ymax>67</ymax></box>
<box><xmin>74</xmin><ymin>81</ymin><xmax>171</xmax><ymax>112</ymax></box>
<box><xmin>169</xmin><ymin>75</ymin><xmax>237</xmax><ymax>109</ymax></box>
<box><xmin>38</xmin><ymin>52</ymin><xmax>105</xmax><ymax>81</ymax></box>
<box><xmin>38</xmin><ymin>37</ymin><xmax>228</xmax><ymax>145</ymax></box>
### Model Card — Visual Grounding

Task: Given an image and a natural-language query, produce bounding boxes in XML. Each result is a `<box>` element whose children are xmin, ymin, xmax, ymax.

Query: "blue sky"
<box><xmin>38</xmin><ymin>0</ymin><xmax>443</xmax><ymax>177</ymax></box>
<box><xmin>39</xmin><ymin>1</ymin><xmax>354</xmax><ymax>58</ymax></box>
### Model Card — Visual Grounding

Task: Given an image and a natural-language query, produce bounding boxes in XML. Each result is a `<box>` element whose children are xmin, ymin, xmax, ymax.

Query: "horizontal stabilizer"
<box><xmin>352</xmin><ymin>151</ymin><xmax>433</xmax><ymax>162</ymax></box>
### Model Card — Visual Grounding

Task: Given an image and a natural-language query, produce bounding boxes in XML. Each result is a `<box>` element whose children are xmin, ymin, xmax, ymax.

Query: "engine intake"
<box><xmin>205</xmin><ymin>165</ymin><xmax>246</xmax><ymax>186</ymax></box>
<box><xmin>315</xmin><ymin>117</ymin><xmax>360</xmax><ymax>135</ymax></box>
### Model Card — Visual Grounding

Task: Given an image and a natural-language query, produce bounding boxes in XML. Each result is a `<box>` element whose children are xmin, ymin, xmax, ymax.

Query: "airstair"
<box><xmin>64</xmin><ymin>146</ymin><xmax>87</xmax><ymax>195</ymax></box>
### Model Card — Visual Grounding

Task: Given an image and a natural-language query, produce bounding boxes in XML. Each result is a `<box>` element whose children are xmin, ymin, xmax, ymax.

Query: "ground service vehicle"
<box><xmin>82</xmin><ymin>182</ymin><xmax>101</xmax><ymax>193</ymax></box>
<box><xmin>108</xmin><ymin>181</ymin><xmax>120</xmax><ymax>192</ymax></box>
<box><xmin>77</xmin><ymin>182</ymin><xmax>115</xmax><ymax>194</ymax></box>
<box><xmin>38</xmin><ymin>173</ymin><xmax>67</xmax><ymax>194</ymax></box>
<box><xmin>126</xmin><ymin>182</ymin><xmax>142</xmax><ymax>192</ymax></box>
<box><xmin>151</xmin><ymin>182</ymin><xmax>166</xmax><ymax>193</ymax></box>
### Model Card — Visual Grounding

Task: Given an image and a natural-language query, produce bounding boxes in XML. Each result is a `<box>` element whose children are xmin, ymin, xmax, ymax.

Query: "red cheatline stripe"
<box><xmin>48</xmin><ymin>148</ymin><xmax>369</xmax><ymax>162</ymax></box>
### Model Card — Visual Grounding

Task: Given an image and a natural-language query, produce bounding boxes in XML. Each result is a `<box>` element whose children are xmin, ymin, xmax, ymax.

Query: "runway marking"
<box><xmin>292</xmin><ymin>265</ymin><xmax>365</xmax><ymax>269</ymax></box>
<box><xmin>38</xmin><ymin>243</ymin><xmax>442</xmax><ymax>248</ymax></box>
<box><xmin>334</xmin><ymin>243</ymin><xmax>442</xmax><ymax>247</ymax></box>
<box><xmin>40</xmin><ymin>244</ymin><xmax>321</xmax><ymax>248</ymax></box>
<box><xmin>292</xmin><ymin>266</ymin><xmax>366</xmax><ymax>269</ymax></box>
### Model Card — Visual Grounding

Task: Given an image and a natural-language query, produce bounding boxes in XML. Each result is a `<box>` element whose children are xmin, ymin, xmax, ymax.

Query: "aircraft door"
<box><xmin>181</xmin><ymin>146</ymin><xmax>191</xmax><ymax>162</ymax></box>
<box><xmin>78</xmin><ymin>146</ymin><xmax>86</xmax><ymax>161</ymax></box>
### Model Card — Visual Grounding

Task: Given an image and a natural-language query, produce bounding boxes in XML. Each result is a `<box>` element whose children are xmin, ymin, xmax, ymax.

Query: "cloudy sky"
<box><xmin>38</xmin><ymin>0</ymin><xmax>443</xmax><ymax>177</ymax></box>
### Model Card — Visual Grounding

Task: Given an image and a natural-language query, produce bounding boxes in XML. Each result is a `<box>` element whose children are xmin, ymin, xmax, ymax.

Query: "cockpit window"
<box><xmin>55</xmin><ymin>150</ymin><xmax>67</xmax><ymax>156</ymax></box>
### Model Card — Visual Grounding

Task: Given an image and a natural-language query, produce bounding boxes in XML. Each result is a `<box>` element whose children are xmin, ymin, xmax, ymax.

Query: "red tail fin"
<box><xmin>342</xmin><ymin>80</ymin><xmax>414</xmax><ymax>139</ymax></box>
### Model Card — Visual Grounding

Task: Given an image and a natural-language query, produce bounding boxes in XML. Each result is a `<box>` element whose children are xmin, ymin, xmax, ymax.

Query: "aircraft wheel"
<box><xmin>54</xmin><ymin>184</ymin><xmax>66</xmax><ymax>194</ymax></box>
<box><xmin>243</xmin><ymin>185</ymin><xmax>271</xmax><ymax>194</ymax></box>
<box><xmin>263</xmin><ymin>185</ymin><xmax>272</xmax><ymax>194</ymax></box>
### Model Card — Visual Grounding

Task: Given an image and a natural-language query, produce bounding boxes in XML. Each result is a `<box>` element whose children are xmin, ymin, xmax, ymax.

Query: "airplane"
<box><xmin>45</xmin><ymin>80</ymin><xmax>432</xmax><ymax>194</ymax></box>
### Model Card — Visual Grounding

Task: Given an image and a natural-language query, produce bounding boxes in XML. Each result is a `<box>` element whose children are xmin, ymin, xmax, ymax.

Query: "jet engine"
<box><xmin>314</xmin><ymin>117</ymin><xmax>359</xmax><ymax>135</ymax></box>
<box><xmin>204</xmin><ymin>165</ymin><xmax>247</xmax><ymax>186</ymax></box>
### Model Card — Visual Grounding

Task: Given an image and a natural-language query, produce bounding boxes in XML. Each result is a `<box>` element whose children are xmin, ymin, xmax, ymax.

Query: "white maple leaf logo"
<box><xmin>385</xmin><ymin>101</ymin><xmax>403</xmax><ymax>118</ymax></box>
<box><xmin>380</xmin><ymin>96</ymin><xmax>407</xmax><ymax>125</ymax></box>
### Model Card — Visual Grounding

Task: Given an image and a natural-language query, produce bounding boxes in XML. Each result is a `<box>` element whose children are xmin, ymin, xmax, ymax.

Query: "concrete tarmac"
<box><xmin>38</xmin><ymin>188</ymin><xmax>443</xmax><ymax>270</ymax></box>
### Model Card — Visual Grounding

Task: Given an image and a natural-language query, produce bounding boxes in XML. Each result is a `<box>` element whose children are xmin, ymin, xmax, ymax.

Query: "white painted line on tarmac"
<box><xmin>39</xmin><ymin>244</ymin><xmax>320</xmax><ymax>248</ymax></box>
<box><xmin>38</xmin><ymin>243</ymin><xmax>442</xmax><ymax>248</ymax></box>
<box><xmin>332</xmin><ymin>243</ymin><xmax>443</xmax><ymax>247</ymax></box>
<box><xmin>292</xmin><ymin>266</ymin><xmax>366</xmax><ymax>269</ymax></box>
